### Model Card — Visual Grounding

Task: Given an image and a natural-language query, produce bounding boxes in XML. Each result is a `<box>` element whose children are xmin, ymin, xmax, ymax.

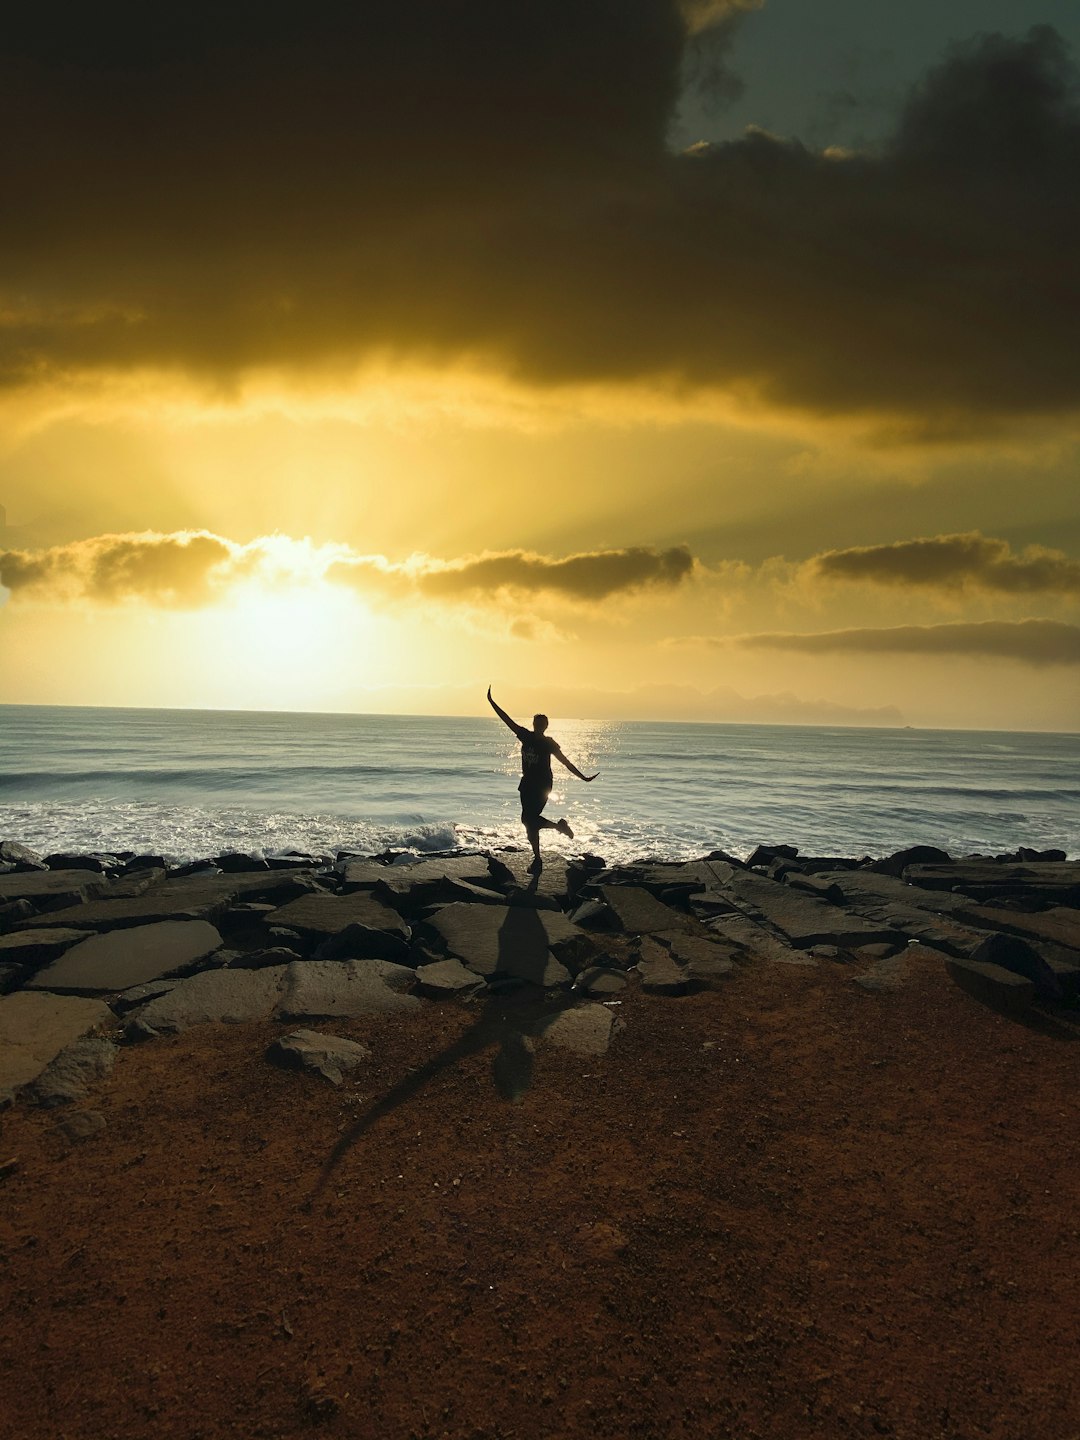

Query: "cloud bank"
<box><xmin>738</xmin><ymin>619</ymin><xmax>1080</xmax><ymax>666</ymax></box>
<box><xmin>0</xmin><ymin>531</ymin><xmax>695</xmax><ymax>608</ymax></box>
<box><xmin>1</xmin><ymin>8</ymin><xmax>1078</xmax><ymax>431</ymax></box>
<box><xmin>810</xmin><ymin>533</ymin><xmax>1080</xmax><ymax>595</ymax></box>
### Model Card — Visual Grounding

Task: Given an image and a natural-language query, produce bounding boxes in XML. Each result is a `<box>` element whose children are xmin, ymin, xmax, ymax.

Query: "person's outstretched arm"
<box><xmin>487</xmin><ymin>686</ymin><xmax>527</xmax><ymax>739</ymax></box>
<box><xmin>552</xmin><ymin>745</ymin><xmax>599</xmax><ymax>782</ymax></box>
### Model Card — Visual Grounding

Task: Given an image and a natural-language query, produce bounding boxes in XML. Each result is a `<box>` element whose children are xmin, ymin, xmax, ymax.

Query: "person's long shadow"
<box><xmin>311</xmin><ymin>881</ymin><xmax>578</xmax><ymax>1200</ymax></box>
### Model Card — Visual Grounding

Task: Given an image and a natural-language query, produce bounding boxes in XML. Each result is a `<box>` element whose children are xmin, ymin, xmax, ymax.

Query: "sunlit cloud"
<box><xmin>0</xmin><ymin>530</ymin><xmax>697</xmax><ymax>610</ymax></box>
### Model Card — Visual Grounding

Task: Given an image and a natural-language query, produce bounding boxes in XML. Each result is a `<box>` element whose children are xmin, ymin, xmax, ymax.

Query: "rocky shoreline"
<box><xmin>2</xmin><ymin>835</ymin><xmax>1078</xmax><ymax>1111</ymax></box>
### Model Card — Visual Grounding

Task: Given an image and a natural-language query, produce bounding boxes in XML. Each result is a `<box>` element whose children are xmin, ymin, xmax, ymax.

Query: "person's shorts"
<box><xmin>518</xmin><ymin>781</ymin><xmax>551</xmax><ymax>826</ymax></box>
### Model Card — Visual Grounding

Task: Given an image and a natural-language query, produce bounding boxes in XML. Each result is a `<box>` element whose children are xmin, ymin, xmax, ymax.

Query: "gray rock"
<box><xmin>266</xmin><ymin>1028</ymin><xmax>371</xmax><ymax>1084</ymax></box>
<box><xmin>0</xmin><ymin>899</ymin><xmax>36</xmax><ymax>930</ymax></box>
<box><xmin>132</xmin><ymin>965</ymin><xmax>288</xmax><ymax>1032</ymax></box>
<box><xmin>945</xmin><ymin>957</ymin><xmax>1036</xmax><ymax>1012</ymax></box>
<box><xmin>869</xmin><ymin>845</ymin><xmax>952</xmax><ymax>878</ymax></box>
<box><xmin>414</xmin><ymin>957</ymin><xmax>487</xmax><ymax>997</ymax></box>
<box><xmin>574</xmin><ymin>965</ymin><xmax>628</xmax><ymax>997</ymax></box>
<box><xmin>267</xmin><ymin>892</ymin><xmax>409</xmax><ymax>941</ymax></box>
<box><xmin>337</xmin><ymin>858</ymin><xmax>393</xmax><ymax>890</ymax></box>
<box><xmin>746</xmin><ymin>843</ymin><xmax>799</xmax><ymax>868</ymax></box>
<box><xmin>0</xmin><ymin>927</ymin><xmax>92</xmax><ymax>968</ymax></box>
<box><xmin>312</xmin><ymin>922</ymin><xmax>411</xmax><ymax>963</ymax></box>
<box><xmin>0</xmin><ymin>868</ymin><xmax>110</xmax><ymax>911</ymax></box>
<box><xmin>534</xmin><ymin>1002</ymin><xmax>616</xmax><ymax>1056</ymax></box>
<box><xmin>659</xmin><ymin>931</ymin><xmax>737</xmax><ymax>988</ymax></box>
<box><xmin>906</xmin><ymin>861</ymin><xmax>1080</xmax><ymax>906</ymax></box>
<box><xmin>113</xmin><ymin>978</ymin><xmax>182</xmax><ymax>1011</ymax></box>
<box><xmin>970</xmin><ymin>932</ymin><xmax>1063</xmax><ymax>1003</ymax></box>
<box><xmin>0</xmin><ymin>991</ymin><xmax>115</xmax><ymax>1100</ymax></box>
<box><xmin>369</xmin><ymin>855</ymin><xmax>497</xmax><ymax>897</ymax></box>
<box><xmin>123</xmin><ymin>1018</ymin><xmax>161</xmax><ymax>1044</ymax></box>
<box><xmin>569</xmin><ymin>899</ymin><xmax>615</xmax><ymax>929</ymax></box>
<box><xmin>636</xmin><ymin>936</ymin><xmax>691</xmax><ymax>994</ymax></box>
<box><xmin>227</xmin><ymin>945</ymin><xmax>304</xmax><ymax>970</ymax></box>
<box><xmin>784</xmin><ymin>873</ymin><xmax>845</xmax><ymax>906</ymax></box>
<box><xmin>12</xmin><ymin>870</ymin><xmax>318</xmax><ymax>932</ymax></box>
<box><xmin>706</xmin><ymin>912</ymin><xmax>815</xmax><ymax>966</ymax></box>
<box><xmin>0</xmin><ymin>841</ymin><xmax>46</xmax><ymax>869</ymax></box>
<box><xmin>488</xmin><ymin>853</ymin><xmax>573</xmax><ymax>905</ymax></box>
<box><xmin>705</xmin><ymin>863</ymin><xmax>904</xmax><ymax>950</ymax></box>
<box><xmin>44</xmin><ymin>852</ymin><xmax>110</xmax><ymax>872</ymax></box>
<box><xmin>26</xmin><ymin>920</ymin><xmax>223</xmax><ymax>994</ymax></box>
<box><xmin>427</xmin><ymin>903</ymin><xmax>585</xmax><ymax>985</ymax></box>
<box><xmin>0</xmin><ymin>962</ymin><xmax>25</xmax><ymax>994</ymax></box>
<box><xmin>215</xmin><ymin>852</ymin><xmax>270</xmax><ymax>872</ymax></box>
<box><xmin>600</xmin><ymin>885</ymin><xmax>696</xmax><ymax>936</ymax></box>
<box><xmin>277</xmin><ymin>960</ymin><xmax>421</xmax><ymax>1020</ymax></box>
<box><xmin>27</xmin><ymin>1036</ymin><xmax>117</xmax><ymax>1107</ymax></box>
<box><xmin>52</xmin><ymin>1110</ymin><xmax>108</xmax><ymax>1142</ymax></box>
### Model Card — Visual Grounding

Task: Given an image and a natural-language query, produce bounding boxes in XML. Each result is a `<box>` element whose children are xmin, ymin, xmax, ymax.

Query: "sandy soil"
<box><xmin>2</xmin><ymin>949</ymin><xmax>1078</xmax><ymax>1440</ymax></box>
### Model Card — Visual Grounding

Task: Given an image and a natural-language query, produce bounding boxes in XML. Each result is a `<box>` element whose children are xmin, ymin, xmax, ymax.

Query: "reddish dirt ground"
<box><xmin>2</xmin><ymin>948</ymin><xmax>1079</xmax><ymax>1440</ymax></box>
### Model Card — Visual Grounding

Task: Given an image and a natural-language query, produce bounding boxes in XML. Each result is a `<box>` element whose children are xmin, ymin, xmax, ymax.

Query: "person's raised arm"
<box><xmin>552</xmin><ymin>744</ymin><xmax>599</xmax><ymax>783</ymax></box>
<box><xmin>487</xmin><ymin>685</ymin><xmax>526</xmax><ymax>739</ymax></box>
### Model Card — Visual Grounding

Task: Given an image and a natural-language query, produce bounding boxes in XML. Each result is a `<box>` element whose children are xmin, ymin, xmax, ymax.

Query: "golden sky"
<box><xmin>1</xmin><ymin>2</ymin><xmax>1078</xmax><ymax>731</ymax></box>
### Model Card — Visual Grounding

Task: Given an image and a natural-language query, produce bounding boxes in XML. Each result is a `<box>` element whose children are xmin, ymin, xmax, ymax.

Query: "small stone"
<box><xmin>266</xmin><ymin>1029</ymin><xmax>371</xmax><ymax>1085</ymax></box>
<box><xmin>414</xmin><ymin>958</ymin><xmax>487</xmax><ymax>997</ymax></box>
<box><xmin>52</xmin><ymin>1110</ymin><xmax>107</xmax><ymax>1142</ymax></box>
<box><xmin>534</xmin><ymin>1002</ymin><xmax>615</xmax><ymax>1056</ymax></box>
<box><xmin>574</xmin><ymin>966</ymin><xmax>628</xmax><ymax>997</ymax></box>
<box><xmin>27</xmin><ymin>1037</ymin><xmax>118</xmax><ymax>1107</ymax></box>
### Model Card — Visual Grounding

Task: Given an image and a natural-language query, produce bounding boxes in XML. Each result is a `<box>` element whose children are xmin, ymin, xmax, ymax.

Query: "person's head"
<box><xmin>532</xmin><ymin>713</ymin><xmax>549</xmax><ymax>733</ymax></box>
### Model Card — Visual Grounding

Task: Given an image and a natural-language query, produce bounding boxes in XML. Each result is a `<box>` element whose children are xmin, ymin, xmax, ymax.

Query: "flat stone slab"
<box><xmin>268</xmin><ymin>893</ymin><xmax>409</xmax><ymax>939</ymax></box>
<box><xmin>707</xmin><ymin>913</ymin><xmax>816</xmax><ymax>966</ymax></box>
<box><xmin>277</xmin><ymin>960</ymin><xmax>420</xmax><ymax>1019</ymax></box>
<box><xmin>0</xmin><ymin>869</ymin><xmax>110</xmax><ymax>910</ymax></box>
<box><xmin>337</xmin><ymin>859</ymin><xmax>395</xmax><ymax>890</ymax></box>
<box><xmin>575</xmin><ymin>965</ymin><xmax>628</xmax><ymax>997</ymax></box>
<box><xmin>636</xmin><ymin>937</ymin><xmax>690</xmax><ymax>994</ymax></box>
<box><xmin>414</xmin><ymin>957</ymin><xmax>487</xmax><ymax>997</ymax></box>
<box><xmin>956</xmin><ymin>904</ymin><xmax>1080</xmax><ymax>954</ymax></box>
<box><xmin>945</xmin><ymin>957</ymin><xmax>1035</xmax><ymax>1012</ymax></box>
<box><xmin>26</xmin><ymin>920</ymin><xmax>223</xmax><ymax>994</ymax></box>
<box><xmin>534</xmin><ymin>1002</ymin><xmax>615</xmax><ymax>1056</ymax></box>
<box><xmin>0</xmin><ymin>991</ymin><xmax>115</xmax><ymax>1099</ymax></box>
<box><xmin>132</xmin><ymin>966</ymin><xmax>288</xmax><ymax>1032</ymax></box>
<box><xmin>11</xmin><ymin>871</ymin><xmax>317</xmax><ymax>933</ymax></box>
<box><xmin>266</xmin><ymin>1029</ymin><xmax>371</xmax><ymax>1084</ymax></box>
<box><xmin>371</xmin><ymin>855</ymin><xmax>498</xmax><ymax>895</ymax></box>
<box><xmin>906</xmin><ymin>862</ymin><xmax>1080</xmax><ymax>905</ymax></box>
<box><xmin>489</xmin><ymin>853</ymin><xmax>573</xmax><ymax>904</ymax></box>
<box><xmin>26</xmin><ymin>1036</ymin><xmax>118</xmax><ymax>1107</ymax></box>
<box><xmin>599</xmin><ymin>886</ymin><xmax>697</xmax><ymax>936</ymax></box>
<box><xmin>427</xmin><ymin>903</ymin><xmax>585</xmax><ymax>985</ymax></box>
<box><xmin>0</xmin><ymin>928</ymin><xmax>92</xmax><ymax>967</ymax></box>
<box><xmin>704</xmin><ymin>865</ymin><xmax>904</xmax><ymax>950</ymax></box>
<box><xmin>659</xmin><ymin>932</ymin><xmax>737</xmax><ymax>988</ymax></box>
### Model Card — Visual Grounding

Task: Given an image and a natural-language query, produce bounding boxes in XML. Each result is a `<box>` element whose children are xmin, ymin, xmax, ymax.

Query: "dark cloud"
<box><xmin>0</xmin><ymin>532</ymin><xmax>233</xmax><ymax>604</ymax></box>
<box><xmin>329</xmin><ymin>544</ymin><xmax>696</xmax><ymax>601</ymax></box>
<box><xmin>0</xmin><ymin>11</ymin><xmax>1078</xmax><ymax>430</ymax></box>
<box><xmin>811</xmin><ymin>533</ymin><xmax>1080</xmax><ymax>595</ymax></box>
<box><xmin>738</xmin><ymin>619</ymin><xmax>1080</xmax><ymax>666</ymax></box>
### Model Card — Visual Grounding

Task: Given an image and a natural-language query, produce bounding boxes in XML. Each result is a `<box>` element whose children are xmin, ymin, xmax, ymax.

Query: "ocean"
<box><xmin>0</xmin><ymin>705</ymin><xmax>1077</xmax><ymax>864</ymax></box>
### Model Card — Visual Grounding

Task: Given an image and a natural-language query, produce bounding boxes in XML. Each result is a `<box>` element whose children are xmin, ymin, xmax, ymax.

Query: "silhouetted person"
<box><xmin>487</xmin><ymin>686</ymin><xmax>598</xmax><ymax>872</ymax></box>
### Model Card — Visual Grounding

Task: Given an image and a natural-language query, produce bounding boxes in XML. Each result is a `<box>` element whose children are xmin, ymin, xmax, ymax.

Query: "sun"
<box><xmin>200</xmin><ymin>580</ymin><xmax>383</xmax><ymax>711</ymax></box>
